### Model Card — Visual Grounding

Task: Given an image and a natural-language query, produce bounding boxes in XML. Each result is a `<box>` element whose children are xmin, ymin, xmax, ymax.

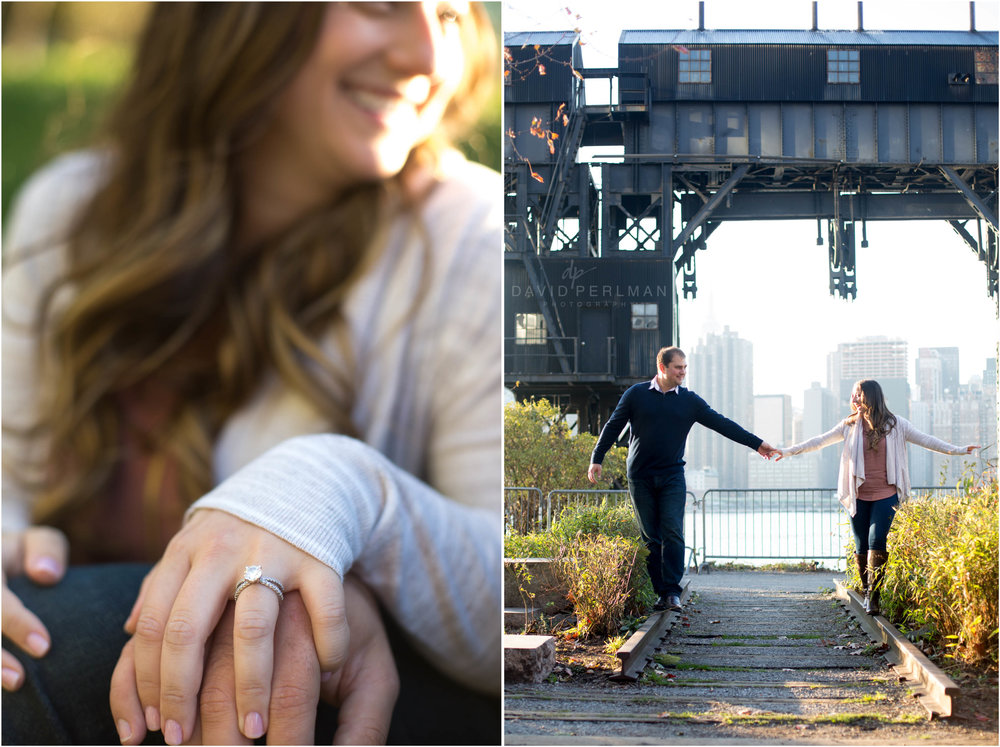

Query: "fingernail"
<box><xmin>25</xmin><ymin>632</ymin><xmax>50</xmax><ymax>657</ymax></box>
<box><xmin>31</xmin><ymin>555</ymin><xmax>62</xmax><ymax>579</ymax></box>
<box><xmin>163</xmin><ymin>719</ymin><xmax>182</xmax><ymax>746</ymax></box>
<box><xmin>144</xmin><ymin>705</ymin><xmax>160</xmax><ymax>732</ymax></box>
<box><xmin>116</xmin><ymin>719</ymin><xmax>133</xmax><ymax>744</ymax></box>
<box><xmin>2</xmin><ymin>667</ymin><xmax>22</xmax><ymax>690</ymax></box>
<box><xmin>244</xmin><ymin>711</ymin><xmax>265</xmax><ymax>740</ymax></box>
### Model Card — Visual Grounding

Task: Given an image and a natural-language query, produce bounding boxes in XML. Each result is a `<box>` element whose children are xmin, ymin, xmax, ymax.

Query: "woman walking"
<box><xmin>777</xmin><ymin>379</ymin><xmax>978</xmax><ymax>615</ymax></box>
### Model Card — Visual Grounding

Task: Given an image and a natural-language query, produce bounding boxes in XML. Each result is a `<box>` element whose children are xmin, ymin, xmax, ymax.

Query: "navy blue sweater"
<box><xmin>590</xmin><ymin>383</ymin><xmax>763</xmax><ymax>478</ymax></box>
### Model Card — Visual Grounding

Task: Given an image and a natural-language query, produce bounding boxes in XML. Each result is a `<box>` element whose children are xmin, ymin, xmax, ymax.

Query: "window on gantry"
<box><xmin>827</xmin><ymin>49</ymin><xmax>860</xmax><ymax>83</ymax></box>
<box><xmin>678</xmin><ymin>49</ymin><xmax>711</xmax><ymax>83</ymax></box>
<box><xmin>515</xmin><ymin>313</ymin><xmax>547</xmax><ymax>344</ymax></box>
<box><xmin>631</xmin><ymin>303</ymin><xmax>658</xmax><ymax>330</ymax></box>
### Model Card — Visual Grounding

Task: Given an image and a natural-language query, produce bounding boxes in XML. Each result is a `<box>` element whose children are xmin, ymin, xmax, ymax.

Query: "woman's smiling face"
<box><xmin>259</xmin><ymin>2</ymin><xmax>468</xmax><ymax>196</ymax></box>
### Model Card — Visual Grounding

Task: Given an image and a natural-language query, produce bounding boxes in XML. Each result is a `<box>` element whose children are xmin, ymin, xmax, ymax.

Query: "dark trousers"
<box><xmin>849</xmin><ymin>494</ymin><xmax>899</xmax><ymax>554</ymax></box>
<box><xmin>628</xmin><ymin>471</ymin><xmax>687</xmax><ymax>596</ymax></box>
<box><xmin>2</xmin><ymin>564</ymin><xmax>499</xmax><ymax>745</ymax></box>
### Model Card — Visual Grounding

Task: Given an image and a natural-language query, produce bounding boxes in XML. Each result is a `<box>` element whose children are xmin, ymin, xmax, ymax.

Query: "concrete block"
<box><xmin>503</xmin><ymin>558</ymin><xmax>568</xmax><ymax>614</ymax></box>
<box><xmin>503</xmin><ymin>634</ymin><xmax>556</xmax><ymax>683</ymax></box>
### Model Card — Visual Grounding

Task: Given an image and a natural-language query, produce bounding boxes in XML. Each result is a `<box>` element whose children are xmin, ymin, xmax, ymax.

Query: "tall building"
<box><xmin>908</xmin><ymin>401</ymin><xmax>935</xmax><ymax>487</ymax></box>
<box><xmin>829</xmin><ymin>337</ymin><xmax>909</xmax><ymax>419</ymax></box>
<box><xmin>802</xmin><ymin>382</ymin><xmax>840</xmax><ymax>487</ymax></box>
<box><xmin>916</xmin><ymin>347</ymin><xmax>960</xmax><ymax>401</ymax></box>
<box><xmin>982</xmin><ymin>358</ymin><xmax>998</xmax><ymax>471</ymax></box>
<box><xmin>686</xmin><ymin>326</ymin><xmax>754</xmax><ymax>489</ymax></box>
<box><xmin>753</xmin><ymin>394</ymin><xmax>792</xmax><ymax>445</ymax></box>
<box><xmin>915</xmin><ymin>349</ymin><xmax>944</xmax><ymax>402</ymax></box>
<box><xmin>913</xmin><ymin>356</ymin><xmax>994</xmax><ymax>488</ymax></box>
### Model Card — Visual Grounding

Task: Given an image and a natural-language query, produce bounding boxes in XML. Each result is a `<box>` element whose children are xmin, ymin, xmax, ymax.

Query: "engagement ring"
<box><xmin>233</xmin><ymin>565</ymin><xmax>285</xmax><ymax>602</ymax></box>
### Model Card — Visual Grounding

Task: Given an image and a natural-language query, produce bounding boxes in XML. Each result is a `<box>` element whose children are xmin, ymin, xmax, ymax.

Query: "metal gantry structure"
<box><xmin>504</xmin><ymin>2</ymin><xmax>998</xmax><ymax>433</ymax></box>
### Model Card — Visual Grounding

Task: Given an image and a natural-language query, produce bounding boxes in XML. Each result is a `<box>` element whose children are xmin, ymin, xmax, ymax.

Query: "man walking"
<box><xmin>588</xmin><ymin>346</ymin><xmax>778</xmax><ymax>612</ymax></box>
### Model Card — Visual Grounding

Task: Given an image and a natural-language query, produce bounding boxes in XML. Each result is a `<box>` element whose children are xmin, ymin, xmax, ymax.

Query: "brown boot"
<box><xmin>854</xmin><ymin>551</ymin><xmax>868</xmax><ymax>602</ymax></box>
<box><xmin>866</xmin><ymin>550</ymin><xmax>889</xmax><ymax>616</ymax></box>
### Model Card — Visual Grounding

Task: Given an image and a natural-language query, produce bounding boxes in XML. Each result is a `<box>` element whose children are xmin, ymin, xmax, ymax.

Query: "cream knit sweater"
<box><xmin>2</xmin><ymin>149</ymin><xmax>502</xmax><ymax>694</ymax></box>
<box><xmin>781</xmin><ymin>416</ymin><xmax>969</xmax><ymax>517</ymax></box>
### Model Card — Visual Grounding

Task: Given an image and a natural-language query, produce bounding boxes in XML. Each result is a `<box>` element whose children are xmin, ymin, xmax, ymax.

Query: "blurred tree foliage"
<box><xmin>2</xmin><ymin>3</ymin><xmax>146</xmax><ymax>222</ymax></box>
<box><xmin>504</xmin><ymin>397</ymin><xmax>628</xmax><ymax>497</ymax></box>
<box><xmin>2</xmin><ymin>1</ymin><xmax>501</xmax><ymax>224</ymax></box>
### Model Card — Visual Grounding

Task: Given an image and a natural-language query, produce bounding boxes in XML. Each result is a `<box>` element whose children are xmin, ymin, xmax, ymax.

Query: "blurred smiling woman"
<box><xmin>2</xmin><ymin>3</ymin><xmax>501</xmax><ymax>744</ymax></box>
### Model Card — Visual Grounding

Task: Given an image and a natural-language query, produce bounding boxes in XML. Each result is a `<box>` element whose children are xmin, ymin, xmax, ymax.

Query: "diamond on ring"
<box><xmin>234</xmin><ymin>565</ymin><xmax>285</xmax><ymax>602</ymax></box>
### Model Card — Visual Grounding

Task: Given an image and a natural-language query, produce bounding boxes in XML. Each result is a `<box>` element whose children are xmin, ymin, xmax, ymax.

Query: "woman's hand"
<box><xmin>119</xmin><ymin>509</ymin><xmax>348</xmax><ymax>745</ymax></box>
<box><xmin>1</xmin><ymin>526</ymin><xmax>68</xmax><ymax>691</ymax></box>
<box><xmin>964</xmin><ymin>445</ymin><xmax>980</xmax><ymax>455</ymax></box>
<box><xmin>111</xmin><ymin>577</ymin><xmax>397</xmax><ymax>745</ymax></box>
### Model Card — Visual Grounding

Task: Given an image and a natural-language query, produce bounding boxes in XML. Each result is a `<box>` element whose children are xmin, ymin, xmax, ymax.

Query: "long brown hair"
<box><xmin>847</xmin><ymin>379</ymin><xmax>897</xmax><ymax>451</ymax></box>
<box><xmin>7</xmin><ymin>3</ymin><xmax>497</xmax><ymax>556</ymax></box>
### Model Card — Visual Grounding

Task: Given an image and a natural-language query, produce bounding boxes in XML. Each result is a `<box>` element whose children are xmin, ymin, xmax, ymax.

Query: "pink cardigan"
<box><xmin>782</xmin><ymin>416</ymin><xmax>969</xmax><ymax>516</ymax></box>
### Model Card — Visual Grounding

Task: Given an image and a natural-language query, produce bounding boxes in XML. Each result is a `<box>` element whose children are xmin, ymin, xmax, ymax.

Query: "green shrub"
<box><xmin>549</xmin><ymin>500</ymin><xmax>640</xmax><ymax>544</ymax></box>
<box><xmin>505</xmin><ymin>501</ymin><xmax>655</xmax><ymax>637</ymax></box>
<box><xmin>554</xmin><ymin>534</ymin><xmax>649</xmax><ymax>638</ymax></box>
<box><xmin>504</xmin><ymin>531</ymin><xmax>559</xmax><ymax>559</ymax></box>
<box><xmin>848</xmin><ymin>478</ymin><xmax>998</xmax><ymax>667</ymax></box>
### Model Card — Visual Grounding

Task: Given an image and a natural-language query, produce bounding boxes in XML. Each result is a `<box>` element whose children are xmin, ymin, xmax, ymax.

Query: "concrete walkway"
<box><xmin>505</xmin><ymin>572</ymin><xmax>994</xmax><ymax>745</ymax></box>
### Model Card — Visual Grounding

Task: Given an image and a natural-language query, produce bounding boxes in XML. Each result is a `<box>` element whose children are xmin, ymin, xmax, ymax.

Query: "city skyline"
<box><xmin>504</xmin><ymin>0</ymin><xmax>1000</xmax><ymax>410</ymax></box>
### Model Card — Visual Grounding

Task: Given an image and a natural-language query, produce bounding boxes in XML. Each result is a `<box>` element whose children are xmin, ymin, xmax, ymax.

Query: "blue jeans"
<box><xmin>850</xmin><ymin>494</ymin><xmax>899</xmax><ymax>553</ymax></box>
<box><xmin>628</xmin><ymin>472</ymin><xmax>687</xmax><ymax>596</ymax></box>
<box><xmin>2</xmin><ymin>564</ymin><xmax>498</xmax><ymax>745</ymax></box>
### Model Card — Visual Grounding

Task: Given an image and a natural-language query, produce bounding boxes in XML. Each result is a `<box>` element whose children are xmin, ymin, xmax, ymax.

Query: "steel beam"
<box><xmin>670</xmin><ymin>164</ymin><xmax>748</xmax><ymax>256</ymax></box>
<box><xmin>939</xmin><ymin>165</ymin><xmax>999</xmax><ymax>232</ymax></box>
<box><xmin>706</xmin><ymin>191</ymin><xmax>980</xmax><ymax>221</ymax></box>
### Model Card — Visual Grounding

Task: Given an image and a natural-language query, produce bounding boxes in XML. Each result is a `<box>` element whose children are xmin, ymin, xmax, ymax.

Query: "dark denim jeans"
<box><xmin>628</xmin><ymin>471</ymin><xmax>687</xmax><ymax>596</ymax></box>
<box><xmin>3</xmin><ymin>564</ymin><xmax>499</xmax><ymax>745</ymax></box>
<box><xmin>850</xmin><ymin>493</ymin><xmax>899</xmax><ymax>553</ymax></box>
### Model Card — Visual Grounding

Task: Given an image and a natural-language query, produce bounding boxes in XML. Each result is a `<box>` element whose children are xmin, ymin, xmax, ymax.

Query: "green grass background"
<box><xmin>2</xmin><ymin>3</ymin><xmax>502</xmax><ymax>225</ymax></box>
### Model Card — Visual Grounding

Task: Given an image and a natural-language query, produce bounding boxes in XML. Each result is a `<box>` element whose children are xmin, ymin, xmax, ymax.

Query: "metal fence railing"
<box><xmin>697</xmin><ymin>487</ymin><xmax>961</xmax><ymax>568</ymax></box>
<box><xmin>506</xmin><ymin>485</ymin><xmax>969</xmax><ymax>569</ymax></box>
<box><xmin>699</xmin><ymin>489</ymin><xmax>845</xmax><ymax>566</ymax></box>
<box><xmin>545</xmin><ymin>489</ymin><xmax>631</xmax><ymax>530</ymax></box>
<box><xmin>504</xmin><ymin>487</ymin><xmax>544</xmax><ymax>534</ymax></box>
<box><xmin>504</xmin><ymin>487</ymin><xmax>701</xmax><ymax>569</ymax></box>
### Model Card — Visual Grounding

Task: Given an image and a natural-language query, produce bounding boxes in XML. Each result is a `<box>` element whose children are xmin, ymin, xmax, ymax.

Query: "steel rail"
<box><xmin>610</xmin><ymin>581</ymin><xmax>691</xmax><ymax>681</ymax></box>
<box><xmin>834</xmin><ymin>578</ymin><xmax>960</xmax><ymax>718</ymax></box>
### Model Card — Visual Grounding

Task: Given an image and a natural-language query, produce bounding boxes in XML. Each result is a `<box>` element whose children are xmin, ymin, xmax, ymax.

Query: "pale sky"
<box><xmin>504</xmin><ymin>0</ymin><xmax>999</xmax><ymax>409</ymax></box>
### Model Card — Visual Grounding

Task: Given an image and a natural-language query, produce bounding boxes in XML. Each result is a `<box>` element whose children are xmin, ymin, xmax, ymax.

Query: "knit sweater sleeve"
<box><xmin>591</xmin><ymin>388</ymin><xmax>632</xmax><ymax>464</ymax></box>
<box><xmin>188</xmin><ymin>434</ymin><xmax>498</xmax><ymax>694</ymax></box>
<box><xmin>782</xmin><ymin>422</ymin><xmax>847</xmax><ymax>456</ymax></box>
<box><xmin>898</xmin><ymin>417</ymin><xmax>969</xmax><ymax>455</ymax></box>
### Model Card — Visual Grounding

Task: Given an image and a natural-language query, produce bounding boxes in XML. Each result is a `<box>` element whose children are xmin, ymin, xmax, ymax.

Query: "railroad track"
<box><xmin>505</xmin><ymin>574</ymin><xmax>978</xmax><ymax>745</ymax></box>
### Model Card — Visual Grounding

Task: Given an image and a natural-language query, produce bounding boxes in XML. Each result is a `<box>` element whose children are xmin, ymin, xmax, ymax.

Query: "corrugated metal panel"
<box><xmin>616</xmin><ymin>41</ymin><xmax>995</xmax><ymax>103</ymax></box>
<box><xmin>505</xmin><ymin>41</ymin><xmax>577</xmax><ymax>103</ymax></box>
<box><xmin>975</xmin><ymin>104</ymin><xmax>999</xmax><ymax>163</ymax></box>
<box><xmin>505</xmin><ymin>31</ymin><xmax>579</xmax><ymax>46</ymax></box>
<box><xmin>631</xmin><ymin>101</ymin><xmax>986</xmax><ymax>165</ymax></box>
<box><xmin>619</xmin><ymin>29</ymin><xmax>998</xmax><ymax>47</ymax></box>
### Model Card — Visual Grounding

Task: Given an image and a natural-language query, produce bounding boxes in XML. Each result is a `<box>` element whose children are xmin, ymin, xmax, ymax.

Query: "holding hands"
<box><xmin>111</xmin><ymin>573</ymin><xmax>397</xmax><ymax>745</ymax></box>
<box><xmin>757</xmin><ymin>442</ymin><xmax>781</xmax><ymax>460</ymax></box>
<box><xmin>105</xmin><ymin>508</ymin><xmax>397</xmax><ymax>745</ymax></box>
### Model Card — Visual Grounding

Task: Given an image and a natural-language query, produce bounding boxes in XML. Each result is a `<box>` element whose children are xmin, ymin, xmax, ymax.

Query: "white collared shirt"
<box><xmin>649</xmin><ymin>376</ymin><xmax>680</xmax><ymax>395</ymax></box>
